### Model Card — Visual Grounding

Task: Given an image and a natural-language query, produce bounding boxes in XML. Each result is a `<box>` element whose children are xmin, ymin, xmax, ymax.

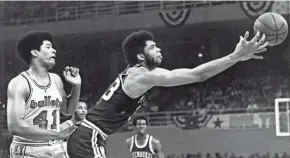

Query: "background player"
<box><xmin>67</xmin><ymin>30</ymin><xmax>268</xmax><ymax>158</ymax></box>
<box><xmin>71</xmin><ymin>98</ymin><xmax>88</xmax><ymax>124</ymax></box>
<box><xmin>7</xmin><ymin>31</ymin><xmax>81</xmax><ymax>158</ymax></box>
<box><xmin>126</xmin><ymin>116</ymin><xmax>164</xmax><ymax>158</ymax></box>
<box><xmin>63</xmin><ymin>99</ymin><xmax>88</xmax><ymax>157</ymax></box>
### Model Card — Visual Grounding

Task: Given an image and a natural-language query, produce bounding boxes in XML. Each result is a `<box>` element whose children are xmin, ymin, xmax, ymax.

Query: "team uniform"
<box><xmin>67</xmin><ymin>65</ymin><xmax>149</xmax><ymax>158</ymax></box>
<box><xmin>61</xmin><ymin>119</ymin><xmax>85</xmax><ymax>158</ymax></box>
<box><xmin>129</xmin><ymin>135</ymin><xmax>156</xmax><ymax>158</ymax></box>
<box><xmin>10</xmin><ymin>72</ymin><xmax>67</xmax><ymax>158</ymax></box>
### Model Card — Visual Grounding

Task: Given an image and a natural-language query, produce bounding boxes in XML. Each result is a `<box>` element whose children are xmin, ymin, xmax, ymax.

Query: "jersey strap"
<box><xmin>129</xmin><ymin>136</ymin><xmax>134</xmax><ymax>152</ymax></box>
<box><xmin>81</xmin><ymin>119</ymin><xmax>108</xmax><ymax>138</ymax></box>
<box><xmin>148</xmin><ymin>136</ymin><xmax>155</xmax><ymax>154</ymax></box>
<box><xmin>20</xmin><ymin>72</ymin><xmax>33</xmax><ymax>104</ymax></box>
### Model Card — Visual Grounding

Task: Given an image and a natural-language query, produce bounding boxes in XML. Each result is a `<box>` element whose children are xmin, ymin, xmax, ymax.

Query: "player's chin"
<box><xmin>155</xmin><ymin>60</ymin><xmax>162</xmax><ymax>66</ymax></box>
<box><xmin>47</xmin><ymin>62</ymin><xmax>56</xmax><ymax>69</ymax></box>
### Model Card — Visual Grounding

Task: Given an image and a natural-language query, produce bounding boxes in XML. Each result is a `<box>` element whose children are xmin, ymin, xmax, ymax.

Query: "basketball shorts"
<box><xmin>62</xmin><ymin>141</ymin><xmax>70</xmax><ymax>158</ymax></box>
<box><xmin>67</xmin><ymin>119</ymin><xmax>108</xmax><ymax>158</ymax></box>
<box><xmin>10</xmin><ymin>140</ymin><xmax>67</xmax><ymax>158</ymax></box>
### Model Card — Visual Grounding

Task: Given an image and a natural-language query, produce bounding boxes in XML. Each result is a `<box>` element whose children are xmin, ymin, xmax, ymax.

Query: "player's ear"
<box><xmin>137</xmin><ymin>53</ymin><xmax>145</xmax><ymax>61</ymax></box>
<box><xmin>30</xmin><ymin>50</ymin><xmax>38</xmax><ymax>57</ymax></box>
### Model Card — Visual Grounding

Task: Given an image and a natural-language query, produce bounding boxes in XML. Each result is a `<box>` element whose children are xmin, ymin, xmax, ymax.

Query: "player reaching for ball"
<box><xmin>7</xmin><ymin>31</ymin><xmax>81</xmax><ymax>158</ymax></box>
<box><xmin>67</xmin><ymin>30</ymin><xmax>268</xmax><ymax>158</ymax></box>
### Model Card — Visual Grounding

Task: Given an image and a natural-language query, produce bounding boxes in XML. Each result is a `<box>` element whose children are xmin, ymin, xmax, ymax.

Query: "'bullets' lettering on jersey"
<box><xmin>30</xmin><ymin>96</ymin><xmax>62</xmax><ymax>109</ymax></box>
<box><xmin>132</xmin><ymin>151</ymin><xmax>153</xmax><ymax>158</ymax></box>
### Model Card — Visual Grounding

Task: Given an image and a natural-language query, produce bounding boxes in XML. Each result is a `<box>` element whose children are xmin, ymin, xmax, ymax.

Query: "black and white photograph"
<box><xmin>0</xmin><ymin>1</ymin><xmax>289</xmax><ymax>158</ymax></box>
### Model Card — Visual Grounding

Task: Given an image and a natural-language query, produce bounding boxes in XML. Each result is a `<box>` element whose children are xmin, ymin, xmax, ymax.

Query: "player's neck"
<box><xmin>28</xmin><ymin>65</ymin><xmax>49</xmax><ymax>78</ymax></box>
<box><xmin>136</xmin><ymin>134</ymin><xmax>148</xmax><ymax>140</ymax></box>
<box><xmin>139</xmin><ymin>62</ymin><xmax>156</xmax><ymax>71</ymax></box>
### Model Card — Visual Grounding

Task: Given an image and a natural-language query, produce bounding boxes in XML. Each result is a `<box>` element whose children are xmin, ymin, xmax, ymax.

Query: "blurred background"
<box><xmin>0</xmin><ymin>1</ymin><xmax>290</xmax><ymax>158</ymax></box>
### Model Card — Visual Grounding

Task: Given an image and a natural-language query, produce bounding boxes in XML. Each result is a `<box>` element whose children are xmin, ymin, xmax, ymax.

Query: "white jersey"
<box><xmin>13</xmin><ymin>71</ymin><xmax>63</xmax><ymax>144</ymax></box>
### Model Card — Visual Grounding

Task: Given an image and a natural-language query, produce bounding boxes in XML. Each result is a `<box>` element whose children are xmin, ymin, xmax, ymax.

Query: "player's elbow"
<box><xmin>8</xmin><ymin>123</ymin><xmax>23</xmax><ymax>136</ymax></box>
<box><xmin>7</xmin><ymin>119</ymin><xmax>28</xmax><ymax>136</ymax></box>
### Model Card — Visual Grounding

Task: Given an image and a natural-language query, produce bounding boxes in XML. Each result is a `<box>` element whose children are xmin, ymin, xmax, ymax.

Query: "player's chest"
<box><xmin>27</xmin><ymin>90</ymin><xmax>63</xmax><ymax>110</ymax></box>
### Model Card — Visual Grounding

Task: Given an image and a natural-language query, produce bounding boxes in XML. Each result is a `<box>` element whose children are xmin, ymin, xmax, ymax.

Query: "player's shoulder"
<box><xmin>124</xmin><ymin>66</ymin><xmax>149</xmax><ymax>82</ymax></box>
<box><xmin>150</xmin><ymin>136</ymin><xmax>162</xmax><ymax>151</ymax></box>
<box><xmin>151</xmin><ymin>67</ymin><xmax>168</xmax><ymax>73</ymax></box>
<box><xmin>8</xmin><ymin>74</ymin><xmax>30</xmax><ymax>93</ymax></box>
<box><xmin>126</xmin><ymin>66</ymin><xmax>149</xmax><ymax>75</ymax></box>
<box><xmin>150</xmin><ymin>136</ymin><xmax>161</xmax><ymax>145</ymax></box>
<box><xmin>126</xmin><ymin>136</ymin><xmax>134</xmax><ymax>143</ymax></box>
<box><xmin>49</xmin><ymin>73</ymin><xmax>63</xmax><ymax>85</ymax></box>
<box><xmin>49</xmin><ymin>73</ymin><xmax>62</xmax><ymax>81</ymax></box>
<box><xmin>124</xmin><ymin>67</ymin><xmax>161</xmax><ymax>86</ymax></box>
<box><xmin>126</xmin><ymin>136</ymin><xmax>134</xmax><ymax>148</ymax></box>
<box><xmin>8</xmin><ymin>75</ymin><xmax>25</xmax><ymax>88</ymax></box>
<box><xmin>127</xmin><ymin>66</ymin><xmax>167</xmax><ymax>78</ymax></box>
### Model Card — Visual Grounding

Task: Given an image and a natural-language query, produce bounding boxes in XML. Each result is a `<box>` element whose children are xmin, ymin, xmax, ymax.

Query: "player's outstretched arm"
<box><xmin>53</xmin><ymin>66</ymin><xmax>81</xmax><ymax>116</ymax></box>
<box><xmin>133</xmin><ymin>31</ymin><xmax>268</xmax><ymax>87</ymax></box>
<box><xmin>7</xmin><ymin>76</ymin><xmax>76</xmax><ymax>141</ymax></box>
<box><xmin>152</xmin><ymin>138</ymin><xmax>165</xmax><ymax>158</ymax></box>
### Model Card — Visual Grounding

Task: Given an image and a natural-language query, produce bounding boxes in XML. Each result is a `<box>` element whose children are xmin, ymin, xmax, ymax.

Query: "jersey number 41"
<box><xmin>33</xmin><ymin>110</ymin><xmax>58</xmax><ymax>130</ymax></box>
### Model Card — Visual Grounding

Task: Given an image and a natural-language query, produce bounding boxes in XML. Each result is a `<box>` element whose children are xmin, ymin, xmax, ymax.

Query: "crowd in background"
<box><xmin>4</xmin><ymin>1</ymin><xmax>100</xmax><ymax>22</ymax></box>
<box><xmin>3</xmin><ymin>1</ymin><xmax>163</xmax><ymax>25</ymax></box>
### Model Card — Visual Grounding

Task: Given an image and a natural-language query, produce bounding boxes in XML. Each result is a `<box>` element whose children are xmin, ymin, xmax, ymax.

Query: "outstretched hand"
<box><xmin>232</xmin><ymin>31</ymin><xmax>268</xmax><ymax>61</ymax></box>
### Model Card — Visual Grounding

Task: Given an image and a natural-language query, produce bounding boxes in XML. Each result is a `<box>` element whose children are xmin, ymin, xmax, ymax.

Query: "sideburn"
<box><xmin>144</xmin><ymin>54</ymin><xmax>156</xmax><ymax>68</ymax></box>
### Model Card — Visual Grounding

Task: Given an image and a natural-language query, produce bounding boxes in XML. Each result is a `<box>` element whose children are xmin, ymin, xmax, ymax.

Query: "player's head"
<box><xmin>74</xmin><ymin>99</ymin><xmax>88</xmax><ymax>121</ymax></box>
<box><xmin>122</xmin><ymin>30</ymin><xmax>162</xmax><ymax>68</ymax></box>
<box><xmin>17</xmin><ymin>31</ymin><xmax>56</xmax><ymax>69</ymax></box>
<box><xmin>133</xmin><ymin>116</ymin><xmax>148</xmax><ymax>136</ymax></box>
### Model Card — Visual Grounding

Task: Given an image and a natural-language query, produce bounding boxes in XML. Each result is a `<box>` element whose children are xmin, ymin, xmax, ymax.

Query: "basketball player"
<box><xmin>126</xmin><ymin>116</ymin><xmax>164</xmax><ymax>158</ymax></box>
<box><xmin>7</xmin><ymin>31</ymin><xmax>82</xmax><ymax>158</ymax></box>
<box><xmin>63</xmin><ymin>99</ymin><xmax>88</xmax><ymax>157</ymax></box>
<box><xmin>71</xmin><ymin>99</ymin><xmax>88</xmax><ymax>124</ymax></box>
<box><xmin>67</xmin><ymin>30</ymin><xmax>268</xmax><ymax>158</ymax></box>
<box><xmin>60</xmin><ymin>98</ymin><xmax>88</xmax><ymax>124</ymax></box>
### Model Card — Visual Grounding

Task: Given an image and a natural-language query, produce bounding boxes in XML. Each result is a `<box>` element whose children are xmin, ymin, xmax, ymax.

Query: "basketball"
<box><xmin>254</xmin><ymin>12</ymin><xmax>288</xmax><ymax>46</ymax></box>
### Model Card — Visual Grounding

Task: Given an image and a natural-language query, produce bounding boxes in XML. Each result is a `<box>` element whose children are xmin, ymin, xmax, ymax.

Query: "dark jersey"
<box><xmin>130</xmin><ymin>135</ymin><xmax>155</xmax><ymax>158</ymax></box>
<box><xmin>86</xmin><ymin>65</ymin><xmax>148</xmax><ymax>135</ymax></box>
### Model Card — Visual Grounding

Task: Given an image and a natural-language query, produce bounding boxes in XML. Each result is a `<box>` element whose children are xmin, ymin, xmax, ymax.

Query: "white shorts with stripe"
<box><xmin>10</xmin><ymin>140</ymin><xmax>67</xmax><ymax>158</ymax></box>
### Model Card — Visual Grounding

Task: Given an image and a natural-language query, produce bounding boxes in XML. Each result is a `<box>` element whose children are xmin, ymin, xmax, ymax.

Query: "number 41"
<box><xmin>33</xmin><ymin>110</ymin><xmax>58</xmax><ymax>130</ymax></box>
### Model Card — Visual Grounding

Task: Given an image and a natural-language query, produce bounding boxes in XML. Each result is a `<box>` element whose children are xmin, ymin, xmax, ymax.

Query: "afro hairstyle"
<box><xmin>17</xmin><ymin>31</ymin><xmax>53</xmax><ymax>64</ymax></box>
<box><xmin>132</xmin><ymin>115</ymin><xmax>148</xmax><ymax>126</ymax></box>
<box><xmin>122</xmin><ymin>30</ymin><xmax>154</xmax><ymax>65</ymax></box>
